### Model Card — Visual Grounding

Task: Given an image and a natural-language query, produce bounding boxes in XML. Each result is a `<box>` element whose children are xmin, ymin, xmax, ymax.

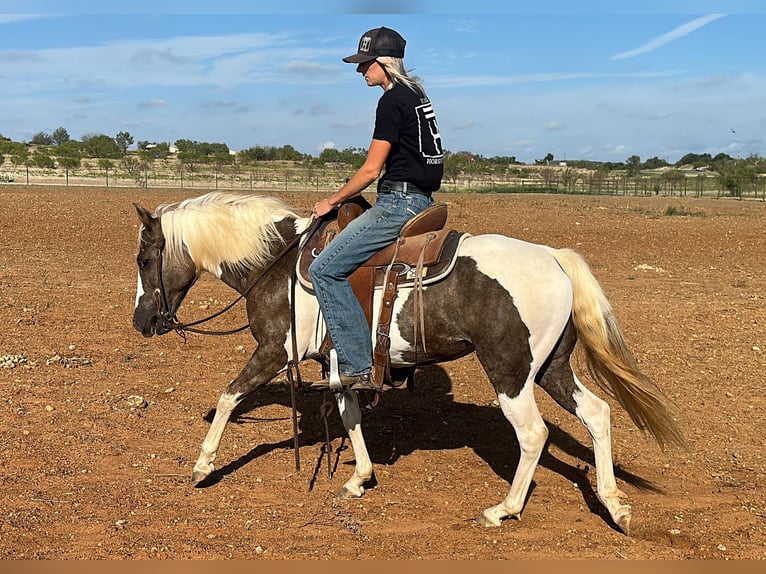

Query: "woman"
<box><xmin>309</xmin><ymin>26</ymin><xmax>444</xmax><ymax>391</ymax></box>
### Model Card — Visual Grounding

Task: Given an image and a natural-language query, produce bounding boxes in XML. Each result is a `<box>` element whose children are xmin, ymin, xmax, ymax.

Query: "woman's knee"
<box><xmin>308</xmin><ymin>258</ymin><xmax>323</xmax><ymax>282</ymax></box>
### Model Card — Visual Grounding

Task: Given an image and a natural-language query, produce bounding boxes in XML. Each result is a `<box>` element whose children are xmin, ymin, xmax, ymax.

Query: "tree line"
<box><xmin>1</xmin><ymin>127</ymin><xmax>764</xmax><ymax>198</ymax></box>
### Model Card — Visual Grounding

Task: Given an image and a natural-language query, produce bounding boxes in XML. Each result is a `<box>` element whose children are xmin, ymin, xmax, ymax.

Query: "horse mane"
<box><xmin>156</xmin><ymin>192</ymin><xmax>303</xmax><ymax>275</ymax></box>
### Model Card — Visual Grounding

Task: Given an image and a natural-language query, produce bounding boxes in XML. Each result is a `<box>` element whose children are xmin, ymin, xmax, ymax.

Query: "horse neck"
<box><xmin>215</xmin><ymin>217</ymin><xmax>300</xmax><ymax>295</ymax></box>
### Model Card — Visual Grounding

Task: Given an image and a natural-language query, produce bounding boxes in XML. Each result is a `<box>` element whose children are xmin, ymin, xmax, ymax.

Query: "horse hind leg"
<box><xmin>477</xmin><ymin>378</ymin><xmax>549</xmax><ymax>527</ymax></box>
<box><xmin>571</xmin><ymin>374</ymin><xmax>632</xmax><ymax>534</ymax></box>
<box><xmin>536</xmin><ymin>324</ymin><xmax>632</xmax><ymax>533</ymax></box>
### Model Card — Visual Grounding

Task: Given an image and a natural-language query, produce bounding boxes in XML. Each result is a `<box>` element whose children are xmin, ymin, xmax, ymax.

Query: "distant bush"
<box><xmin>663</xmin><ymin>205</ymin><xmax>706</xmax><ymax>217</ymax></box>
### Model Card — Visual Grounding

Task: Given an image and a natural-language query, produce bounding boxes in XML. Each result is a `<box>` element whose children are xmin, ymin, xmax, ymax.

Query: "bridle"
<box><xmin>150</xmin><ymin>217</ymin><xmax>321</xmax><ymax>337</ymax></box>
<box><xmin>151</xmin><ymin>236</ymin><xmax>251</xmax><ymax>337</ymax></box>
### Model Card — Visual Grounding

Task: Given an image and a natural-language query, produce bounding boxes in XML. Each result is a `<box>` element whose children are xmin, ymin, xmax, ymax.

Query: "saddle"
<box><xmin>296</xmin><ymin>195</ymin><xmax>468</xmax><ymax>390</ymax></box>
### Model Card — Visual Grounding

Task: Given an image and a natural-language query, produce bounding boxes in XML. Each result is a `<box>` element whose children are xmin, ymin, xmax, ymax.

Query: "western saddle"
<box><xmin>297</xmin><ymin>195</ymin><xmax>467</xmax><ymax>390</ymax></box>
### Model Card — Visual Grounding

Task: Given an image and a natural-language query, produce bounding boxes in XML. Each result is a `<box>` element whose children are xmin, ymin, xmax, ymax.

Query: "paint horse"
<box><xmin>132</xmin><ymin>191</ymin><xmax>683</xmax><ymax>534</ymax></box>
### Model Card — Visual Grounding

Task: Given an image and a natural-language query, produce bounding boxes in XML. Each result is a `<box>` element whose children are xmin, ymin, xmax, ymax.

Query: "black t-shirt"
<box><xmin>373</xmin><ymin>83</ymin><xmax>444</xmax><ymax>192</ymax></box>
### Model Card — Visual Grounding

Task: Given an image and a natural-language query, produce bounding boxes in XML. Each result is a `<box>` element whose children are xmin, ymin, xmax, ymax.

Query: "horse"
<box><xmin>132</xmin><ymin>191</ymin><xmax>684</xmax><ymax>534</ymax></box>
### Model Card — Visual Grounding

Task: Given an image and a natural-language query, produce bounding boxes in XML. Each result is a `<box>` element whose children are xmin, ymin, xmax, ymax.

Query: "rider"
<box><xmin>309</xmin><ymin>26</ymin><xmax>444</xmax><ymax>390</ymax></box>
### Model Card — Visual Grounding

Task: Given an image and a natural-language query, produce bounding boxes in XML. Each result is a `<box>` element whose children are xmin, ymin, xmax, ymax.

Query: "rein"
<box><xmin>153</xmin><ymin>217</ymin><xmax>320</xmax><ymax>336</ymax></box>
<box><xmin>152</xmin><ymin>215</ymin><xmax>325</xmax><ymax>475</ymax></box>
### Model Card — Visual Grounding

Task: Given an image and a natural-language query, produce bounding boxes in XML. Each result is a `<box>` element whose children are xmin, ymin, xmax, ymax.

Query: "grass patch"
<box><xmin>663</xmin><ymin>205</ymin><xmax>706</xmax><ymax>217</ymax></box>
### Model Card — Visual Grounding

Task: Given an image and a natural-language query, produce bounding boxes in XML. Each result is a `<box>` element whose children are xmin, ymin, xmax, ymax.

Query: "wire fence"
<box><xmin>2</xmin><ymin>163</ymin><xmax>765</xmax><ymax>201</ymax></box>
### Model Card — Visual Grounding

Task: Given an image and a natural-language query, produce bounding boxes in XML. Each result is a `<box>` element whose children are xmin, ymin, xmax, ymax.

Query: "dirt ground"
<box><xmin>0</xmin><ymin>185</ymin><xmax>764</xmax><ymax>560</ymax></box>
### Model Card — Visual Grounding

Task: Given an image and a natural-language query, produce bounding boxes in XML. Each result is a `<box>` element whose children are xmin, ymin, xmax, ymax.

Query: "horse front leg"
<box><xmin>334</xmin><ymin>389</ymin><xmax>373</xmax><ymax>498</ymax></box>
<box><xmin>192</xmin><ymin>389</ymin><xmax>243</xmax><ymax>484</ymax></box>
<box><xmin>191</xmin><ymin>347</ymin><xmax>285</xmax><ymax>485</ymax></box>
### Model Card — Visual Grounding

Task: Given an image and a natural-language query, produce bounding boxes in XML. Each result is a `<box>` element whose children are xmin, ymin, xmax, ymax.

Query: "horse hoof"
<box><xmin>475</xmin><ymin>511</ymin><xmax>502</xmax><ymax>527</ymax></box>
<box><xmin>338</xmin><ymin>486</ymin><xmax>363</xmax><ymax>500</ymax></box>
<box><xmin>614</xmin><ymin>508</ymin><xmax>632</xmax><ymax>535</ymax></box>
<box><xmin>191</xmin><ymin>466</ymin><xmax>212</xmax><ymax>485</ymax></box>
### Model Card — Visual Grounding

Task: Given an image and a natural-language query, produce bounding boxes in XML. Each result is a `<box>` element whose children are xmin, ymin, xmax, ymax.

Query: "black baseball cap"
<box><xmin>342</xmin><ymin>27</ymin><xmax>406</xmax><ymax>63</ymax></box>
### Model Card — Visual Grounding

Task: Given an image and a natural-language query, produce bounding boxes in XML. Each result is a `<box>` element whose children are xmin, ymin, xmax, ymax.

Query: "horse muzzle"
<box><xmin>133</xmin><ymin>299</ymin><xmax>175</xmax><ymax>337</ymax></box>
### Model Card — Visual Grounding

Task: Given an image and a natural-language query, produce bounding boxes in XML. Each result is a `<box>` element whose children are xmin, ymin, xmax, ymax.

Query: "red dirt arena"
<box><xmin>0</xmin><ymin>185</ymin><xmax>764</xmax><ymax>559</ymax></box>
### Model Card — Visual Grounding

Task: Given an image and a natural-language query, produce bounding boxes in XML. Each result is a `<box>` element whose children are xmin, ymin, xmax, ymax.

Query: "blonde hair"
<box><xmin>376</xmin><ymin>56</ymin><xmax>426</xmax><ymax>97</ymax></box>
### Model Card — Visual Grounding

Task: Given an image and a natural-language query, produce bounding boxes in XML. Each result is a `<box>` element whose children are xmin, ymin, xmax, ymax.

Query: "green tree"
<box><xmin>535</xmin><ymin>152</ymin><xmax>555</xmax><ymax>166</ymax></box>
<box><xmin>238</xmin><ymin>145</ymin><xmax>273</xmax><ymax>163</ymax></box>
<box><xmin>52</xmin><ymin>127</ymin><xmax>71</xmax><ymax>146</ymax></box>
<box><xmin>30</xmin><ymin>131</ymin><xmax>54</xmax><ymax>146</ymax></box>
<box><xmin>137</xmin><ymin>142</ymin><xmax>170</xmax><ymax>160</ymax></box>
<box><xmin>1</xmin><ymin>137</ymin><xmax>21</xmax><ymax>155</ymax></box>
<box><xmin>115</xmin><ymin>131</ymin><xmax>134</xmax><ymax>153</ymax></box>
<box><xmin>177</xmin><ymin>149</ymin><xmax>205</xmax><ymax>172</ymax></box>
<box><xmin>717</xmin><ymin>161</ymin><xmax>757</xmax><ymax>198</ymax></box>
<box><xmin>57</xmin><ymin>140</ymin><xmax>82</xmax><ymax>157</ymax></box>
<box><xmin>58</xmin><ymin>156</ymin><xmax>81</xmax><ymax>186</ymax></box>
<box><xmin>317</xmin><ymin>147</ymin><xmax>344</xmax><ymax>164</ymax></box>
<box><xmin>443</xmin><ymin>151</ymin><xmax>472</xmax><ymax>185</ymax></box>
<box><xmin>11</xmin><ymin>148</ymin><xmax>29</xmax><ymax>166</ymax></box>
<box><xmin>676</xmin><ymin>152</ymin><xmax>713</xmax><ymax>168</ymax></box>
<box><xmin>82</xmin><ymin>134</ymin><xmax>122</xmax><ymax>159</ymax></box>
<box><xmin>31</xmin><ymin>151</ymin><xmax>55</xmax><ymax>168</ymax></box>
<box><xmin>626</xmin><ymin>155</ymin><xmax>641</xmax><ymax>177</ymax></box>
<box><xmin>643</xmin><ymin>156</ymin><xmax>669</xmax><ymax>170</ymax></box>
<box><xmin>98</xmin><ymin>158</ymin><xmax>115</xmax><ymax>187</ymax></box>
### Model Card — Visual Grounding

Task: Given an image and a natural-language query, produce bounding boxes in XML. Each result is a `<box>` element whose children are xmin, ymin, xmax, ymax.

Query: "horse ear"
<box><xmin>134</xmin><ymin>203</ymin><xmax>158</xmax><ymax>228</ymax></box>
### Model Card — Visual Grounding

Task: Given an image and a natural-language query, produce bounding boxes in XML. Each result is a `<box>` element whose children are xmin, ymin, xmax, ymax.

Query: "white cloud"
<box><xmin>0</xmin><ymin>14</ymin><xmax>47</xmax><ymax>24</ymax></box>
<box><xmin>612</xmin><ymin>14</ymin><xmax>726</xmax><ymax>61</ymax></box>
<box><xmin>139</xmin><ymin>99</ymin><xmax>167</xmax><ymax>108</ymax></box>
<box><xmin>429</xmin><ymin>71</ymin><xmax>673</xmax><ymax>89</ymax></box>
<box><xmin>0</xmin><ymin>32</ymin><xmax>342</xmax><ymax>95</ymax></box>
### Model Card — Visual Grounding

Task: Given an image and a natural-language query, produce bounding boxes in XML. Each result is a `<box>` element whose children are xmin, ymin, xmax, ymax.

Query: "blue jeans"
<box><xmin>309</xmin><ymin>190</ymin><xmax>434</xmax><ymax>376</ymax></box>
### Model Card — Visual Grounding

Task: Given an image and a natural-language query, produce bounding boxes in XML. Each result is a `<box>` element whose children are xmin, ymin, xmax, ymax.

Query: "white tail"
<box><xmin>551</xmin><ymin>248</ymin><xmax>685</xmax><ymax>450</ymax></box>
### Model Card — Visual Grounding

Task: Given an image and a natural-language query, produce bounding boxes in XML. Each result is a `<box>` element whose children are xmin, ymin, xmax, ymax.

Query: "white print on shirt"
<box><xmin>416</xmin><ymin>102</ymin><xmax>443</xmax><ymax>160</ymax></box>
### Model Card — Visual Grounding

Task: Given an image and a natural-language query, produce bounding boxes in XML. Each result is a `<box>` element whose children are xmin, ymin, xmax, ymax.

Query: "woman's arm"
<box><xmin>313</xmin><ymin>138</ymin><xmax>391</xmax><ymax>216</ymax></box>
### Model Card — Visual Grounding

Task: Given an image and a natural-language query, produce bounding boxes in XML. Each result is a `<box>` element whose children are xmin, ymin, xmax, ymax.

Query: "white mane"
<box><xmin>156</xmin><ymin>192</ymin><xmax>304</xmax><ymax>275</ymax></box>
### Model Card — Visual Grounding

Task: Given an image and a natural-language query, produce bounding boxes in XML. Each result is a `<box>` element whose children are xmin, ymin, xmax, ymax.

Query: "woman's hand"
<box><xmin>312</xmin><ymin>198</ymin><xmax>337</xmax><ymax>217</ymax></box>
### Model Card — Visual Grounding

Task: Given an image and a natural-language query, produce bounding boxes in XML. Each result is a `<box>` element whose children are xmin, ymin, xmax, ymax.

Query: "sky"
<box><xmin>0</xmin><ymin>1</ymin><xmax>764</xmax><ymax>164</ymax></box>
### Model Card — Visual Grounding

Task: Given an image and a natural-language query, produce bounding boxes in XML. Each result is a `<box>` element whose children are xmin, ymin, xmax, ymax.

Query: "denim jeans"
<box><xmin>309</xmin><ymin>190</ymin><xmax>434</xmax><ymax>376</ymax></box>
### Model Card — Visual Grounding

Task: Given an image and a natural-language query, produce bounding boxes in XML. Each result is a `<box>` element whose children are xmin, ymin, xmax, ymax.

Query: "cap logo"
<box><xmin>360</xmin><ymin>36</ymin><xmax>372</xmax><ymax>52</ymax></box>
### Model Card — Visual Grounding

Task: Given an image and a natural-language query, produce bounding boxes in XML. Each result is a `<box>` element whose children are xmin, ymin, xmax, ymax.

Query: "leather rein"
<box><xmin>150</xmin><ymin>215</ymin><xmax>323</xmax><ymax>475</ymax></box>
<box><xmin>152</xmin><ymin>217</ymin><xmax>320</xmax><ymax>337</ymax></box>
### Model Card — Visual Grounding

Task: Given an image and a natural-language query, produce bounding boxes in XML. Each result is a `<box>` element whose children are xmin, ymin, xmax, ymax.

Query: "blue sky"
<box><xmin>0</xmin><ymin>1</ymin><xmax>764</xmax><ymax>164</ymax></box>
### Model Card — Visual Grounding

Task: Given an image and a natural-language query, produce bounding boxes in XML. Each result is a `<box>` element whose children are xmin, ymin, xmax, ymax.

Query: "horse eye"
<box><xmin>137</xmin><ymin>258</ymin><xmax>151</xmax><ymax>269</ymax></box>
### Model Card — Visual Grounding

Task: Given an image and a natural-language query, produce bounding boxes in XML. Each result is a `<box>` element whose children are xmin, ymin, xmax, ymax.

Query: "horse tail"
<box><xmin>551</xmin><ymin>248</ymin><xmax>685</xmax><ymax>451</ymax></box>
